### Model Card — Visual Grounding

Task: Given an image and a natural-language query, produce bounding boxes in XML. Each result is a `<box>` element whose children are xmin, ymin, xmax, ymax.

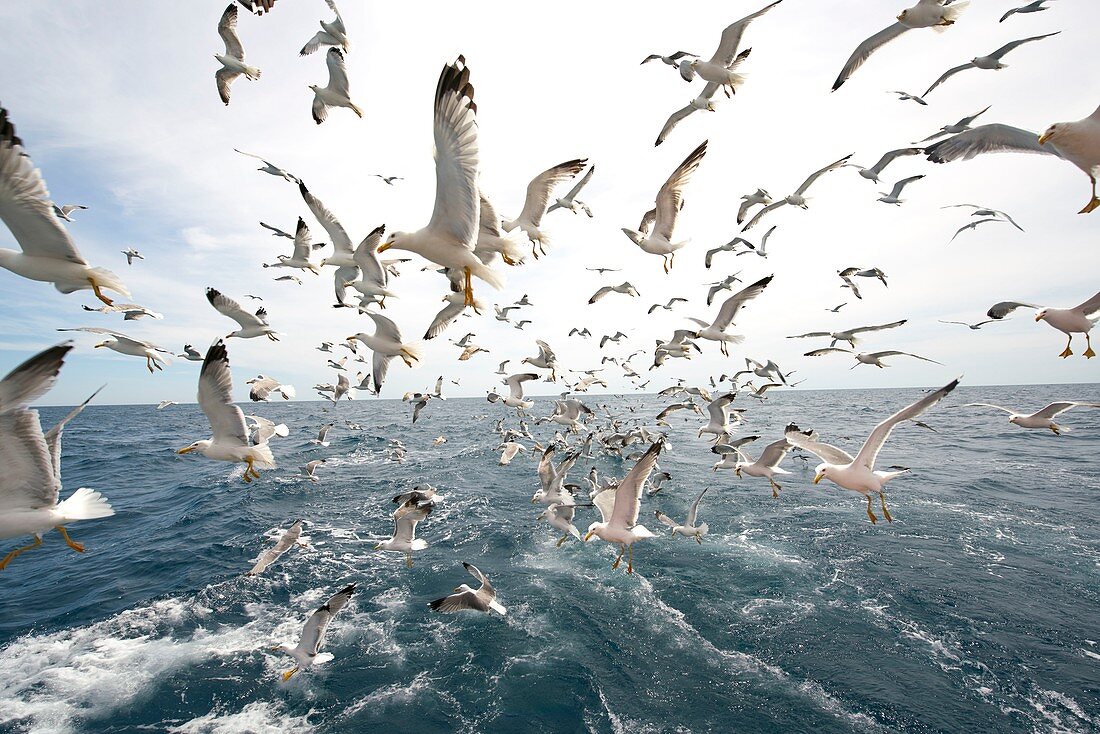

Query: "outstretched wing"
<box><xmin>852</xmin><ymin>378</ymin><xmax>960</xmax><ymax>470</ymax></box>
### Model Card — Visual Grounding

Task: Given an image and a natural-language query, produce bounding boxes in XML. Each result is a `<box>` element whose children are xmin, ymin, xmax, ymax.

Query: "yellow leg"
<box><xmin>146</xmin><ymin>355</ymin><xmax>154</xmax><ymax>374</ymax></box>
<box><xmin>1051</xmin><ymin>423</ymin><xmax>1062</xmax><ymax>436</ymax></box>
<box><xmin>770</xmin><ymin>479</ymin><xmax>780</xmax><ymax>499</ymax></box>
<box><xmin>866</xmin><ymin>495</ymin><xmax>878</xmax><ymax>525</ymax></box>
<box><xmin>56</xmin><ymin>526</ymin><xmax>85</xmax><ymax>553</ymax></box>
<box><xmin>379</xmin><ymin>296</ymin><xmax>387</xmax><ymax>309</ymax></box>
<box><xmin>662</xmin><ymin>257</ymin><xmax>670</xmax><ymax>274</ymax></box>
<box><xmin>89</xmin><ymin>278</ymin><xmax>113</xmax><ymax>306</ymax></box>
<box><xmin>0</xmin><ymin>535</ymin><xmax>42</xmax><ymax>570</ymax></box>
<box><xmin>1079</xmin><ymin>178</ymin><xmax>1099</xmax><ymax>214</ymax></box>
<box><xmin>1059</xmin><ymin>335</ymin><xmax>1073</xmax><ymax>359</ymax></box>
<box><xmin>627</xmin><ymin>544</ymin><xmax>634</xmax><ymax>575</ymax></box>
<box><xmin>281</xmin><ymin>667</ymin><xmax>299</xmax><ymax>682</ymax></box>
<box><xmin>406</xmin><ymin>552</ymin><xmax>412</xmax><ymax>568</ymax></box>
<box><xmin>879</xmin><ymin>492</ymin><xmax>893</xmax><ymax>523</ymax></box>
<box><xmin>1084</xmin><ymin>334</ymin><xmax>1095</xmax><ymax>359</ymax></box>
<box><xmin>463</xmin><ymin>267</ymin><xmax>474</xmax><ymax>306</ymax></box>
<box><xmin>611</xmin><ymin>546</ymin><xmax>624</xmax><ymax>570</ymax></box>
<box><xmin>556</xmin><ymin>534</ymin><xmax>568</xmax><ymax>548</ymax></box>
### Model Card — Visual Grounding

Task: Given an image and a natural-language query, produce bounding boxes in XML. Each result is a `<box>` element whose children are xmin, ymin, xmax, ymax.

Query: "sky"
<box><xmin>0</xmin><ymin>0</ymin><xmax>1097</xmax><ymax>406</ymax></box>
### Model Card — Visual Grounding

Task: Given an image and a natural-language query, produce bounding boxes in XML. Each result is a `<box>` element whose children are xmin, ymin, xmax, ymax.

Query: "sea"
<box><xmin>1</xmin><ymin>384</ymin><xmax>1098</xmax><ymax>734</ymax></box>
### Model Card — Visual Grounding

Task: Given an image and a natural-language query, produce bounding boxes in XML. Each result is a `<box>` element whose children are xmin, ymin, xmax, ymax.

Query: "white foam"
<box><xmin>170</xmin><ymin>701</ymin><xmax>315</xmax><ymax>734</ymax></box>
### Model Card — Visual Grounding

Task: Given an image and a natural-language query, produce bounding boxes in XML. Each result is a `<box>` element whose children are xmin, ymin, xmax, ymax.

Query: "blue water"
<box><xmin>1</xmin><ymin>385</ymin><xmax>1098</xmax><ymax>733</ymax></box>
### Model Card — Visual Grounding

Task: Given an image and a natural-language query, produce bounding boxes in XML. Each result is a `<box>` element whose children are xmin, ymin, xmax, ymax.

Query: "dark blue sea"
<box><xmin>1</xmin><ymin>385</ymin><xmax>1098</xmax><ymax>733</ymax></box>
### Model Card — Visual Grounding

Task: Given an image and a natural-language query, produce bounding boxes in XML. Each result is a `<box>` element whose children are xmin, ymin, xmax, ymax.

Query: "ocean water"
<box><xmin>1</xmin><ymin>384</ymin><xmax>1098</xmax><ymax>734</ymax></box>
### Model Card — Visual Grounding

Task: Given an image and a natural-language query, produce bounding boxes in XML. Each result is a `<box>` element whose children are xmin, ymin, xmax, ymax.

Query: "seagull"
<box><xmin>156</xmin><ymin>400</ymin><xmax>178</xmax><ymax>410</ymax></box>
<box><xmin>647</xmin><ymin>298</ymin><xmax>689</xmax><ymax>314</ymax></box>
<box><xmin>547</xmin><ymin>164</ymin><xmax>596</xmax><ymax>217</ymax></box>
<box><xmin>273</xmin><ymin>275</ymin><xmax>302</xmax><ymax>284</ymax></box>
<box><xmin>600</xmin><ymin>332</ymin><xmax>628</xmax><ymax>348</ymax></box>
<box><xmin>371</xmin><ymin>174</ymin><xmax>403</xmax><ymax>185</ymax></box>
<box><xmin>494</xmin><ymin>360</ymin><xmax>510</xmax><ymax>374</ymax></box>
<box><xmin>1000</xmin><ymin>0</ymin><xmax>1059</xmax><ymax>23</ymax></box>
<box><xmin>785</xmin><ymin>378</ymin><xmax>960</xmax><ymax>524</ymax></box>
<box><xmin>655</xmin><ymin>67</ymin><xmax>732</xmax><ymax>147</ymax></box>
<box><xmin>543</xmin><ymin>399</ymin><xmax>594</xmax><ymax>432</ymax></box>
<box><xmin>737</xmin><ymin>188</ymin><xmax>772</xmax><ymax>224</ymax></box>
<box><xmin>310</xmin><ymin>424</ymin><xmax>334</xmax><ymax>447</ymax></box>
<box><xmin>299</xmin><ymin>0</ymin><xmax>349</xmax><ymax>55</ymax></box>
<box><xmin>804</xmin><ymin>347</ymin><xmax>942</xmax><ymax>368</ymax></box>
<box><xmin>233</xmin><ymin>149</ymin><xmax>299</xmax><ymax>183</ymax></box>
<box><xmin>494</xmin><ymin>304</ymin><xmax>520</xmax><ymax>322</ymax></box>
<box><xmin>429</xmin><ymin>563</ymin><xmax>506</xmax><ymax>615</ymax></box>
<box><xmin>938</xmin><ymin>319</ymin><xmax>995</xmax><ymax>330</ymax></box>
<box><xmin>688</xmin><ymin>275</ymin><xmax>773</xmax><ymax>356</ymax></box>
<box><xmin>521</xmin><ymin>340</ymin><xmax>558</xmax><ymax>381</ymax></box>
<box><xmin>588</xmin><ymin>282</ymin><xmax>640</xmax><ymax>304</ymax></box>
<box><xmin>487</xmin><ymin>373</ymin><xmax>539</xmax><ymax>410</ymax></box>
<box><xmin>918</xmin><ymin>106</ymin><xmax>992</xmax><ymax>143</ymax></box>
<box><xmin>299</xmin><ymin>460</ymin><xmax>326</xmax><ymax>483</ymax></box>
<box><xmin>260</xmin><ymin>222</ymin><xmax>295</xmax><ymax>239</ymax></box>
<box><xmin>889</xmin><ymin>90</ymin><xmax>928</xmax><ymax>105</ymax></box>
<box><xmin>942</xmin><ymin>203</ymin><xmax>1024</xmax><ymax>231</ymax></box>
<box><xmin>272</xmin><ymin>583</ymin><xmax>356</xmax><ymax>681</ymax></box>
<box><xmin>922</xmin><ymin>33</ymin><xmax>1060</xmax><ymax>98</ymax></box>
<box><xmin>377</xmin><ymin>57</ymin><xmax>503</xmax><ymax>306</ymax></box>
<box><xmin>621</xmin><ymin>141</ymin><xmax>707</xmax><ymax>272</ymax></box>
<box><xmin>845</xmin><ymin>148</ymin><xmax>924</xmax><ymax>183</ymax></box>
<box><xmin>1032</xmin><ymin>292</ymin><xmax>1100</xmax><ymax>358</ymax></box>
<box><xmin>832</xmin><ymin>0</ymin><xmax>969</xmax><ymax>91</ymax></box>
<box><xmin>949</xmin><ymin>217</ymin><xmax>1007</xmax><ymax>242</ymax></box>
<box><xmin>237</xmin><ymin>0</ymin><xmax>277</xmax><ymax>15</ymax></box>
<box><xmin>537</xmin><ymin>500</ymin><xmax>586</xmax><ymax>547</ymax></box>
<box><xmin>214</xmin><ymin>3</ymin><xmax>261</xmax><ymax>106</ymax></box>
<box><xmin>263</xmin><ymin>218</ymin><xmax>321</xmax><ymax>274</ymax></box>
<box><xmin>731</xmin><ymin>356</ymin><xmax>790</xmax><ymax>385</ymax></box>
<box><xmin>246</xmin><ymin>375</ymin><xmax>295</xmax><ymax>401</ymax></box>
<box><xmin>640</xmin><ymin>50</ymin><xmax>698</xmax><ymax>67</ymax></box>
<box><xmin>654</xmin><ymin>488</ymin><xmax>709</xmax><ymax>543</ymax></box>
<box><xmin>568</xmin><ymin>328</ymin><xmax>592</xmax><ymax>338</ymax></box>
<box><xmin>247</xmin><ymin>520</ymin><xmax>306</xmax><ymax>576</ymax></box>
<box><xmin>961</xmin><ymin>400</ymin><xmax>1100</xmax><ymax>434</ymax></box>
<box><xmin>206</xmin><ymin>288</ymin><xmax>278</xmax><ymax>340</ymax></box>
<box><xmin>0</xmin><ymin>105</ymin><xmax>129</xmax><ymax>305</ymax></box>
<box><xmin>584</xmin><ymin>440</ymin><xmax>663</xmax><ymax>574</ymax></box>
<box><xmin>246</xmin><ymin>415</ymin><xmax>288</xmax><ymax>447</ymax></box>
<box><xmin>730</xmin><ymin>438</ymin><xmax>793</xmax><ymax>497</ymax></box>
<box><xmin>345</xmin><ymin>225</ymin><xmax>395</xmax><ymax>309</ymax></box>
<box><xmin>347</xmin><ymin>313</ymin><xmax>422</xmax><ymax>394</ymax></box>
<box><xmin>733</xmin><ymin>226</ymin><xmax>778</xmax><ymax>259</ymax></box>
<box><xmin>121</xmin><ymin>248</ymin><xmax>143</xmax><ymax>265</ymax></box>
<box><xmin>177</xmin><ymin>341</ymin><xmax>276</xmax><ymax>482</ymax></box>
<box><xmin>375</xmin><ymin>492</ymin><xmax>433</xmax><ymax>567</ymax></box>
<box><xmin>586</xmin><ymin>267</ymin><xmax>621</xmax><ymax>274</ymax></box>
<box><xmin>475</xmin><ymin>195</ymin><xmax>527</xmax><ymax>267</ymax></box>
<box><xmin>81</xmin><ymin>302</ymin><xmax>162</xmax><ymax>321</ymax></box>
<box><xmin>680</xmin><ymin>0</ymin><xmax>782</xmax><ymax>96</ymax></box>
<box><xmin>741</xmin><ymin>154</ymin><xmax>852</xmax><ymax>231</ymax></box>
<box><xmin>178</xmin><ymin>344</ymin><xmax>204</xmax><ymax>361</ymax></box>
<box><xmin>827</xmin><ymin>303</ymin><xmax>848</xmax><ymax>313</ymax></box>
<box><xmin>502</xmin><ymin>159</ymin><xmax>588</xmax><ymax>256</ymax></box>
<box><xmin>310</xmin><ymin>48</ymin><xmax>363</xmax><ymax>123</ymax></box>
<box><xmin>498</xmin><ymin>441</ymin><xmax>526</xmax><ymax>465</ymax></box>
<box><xmin>698</xmin><ymin>393</ymin><xmax>738</xmax><ymax>440</ymax></box>
<box><xmin>0</xmin><ymin>344</ymin><xmax>113</xmax><ymax>571</ymax></box>
<box><xmin>788</xmin><ymin>319</ymin><xmax>907</xmax><ymax>348</ymax></box>
<box><xmin>51</xmin><ymin>204</ymin><xmax>88</xmax><ymax>222</ymax></box>
<box><xmin>929</xmin><ymin>105</ymin><xmax>1100</xmax><ymax>213</ymax></box>
<box><xmin>57</xmin><ymin>327</ymin><xmax>171</xmax><ymax>373</ymax></box>
<box><xmin>878</xmin><ymin>175</ymin><xmax>925</xmax><ymax>205</ymax></box>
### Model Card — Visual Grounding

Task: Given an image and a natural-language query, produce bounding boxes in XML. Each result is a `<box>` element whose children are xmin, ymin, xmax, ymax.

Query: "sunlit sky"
<box><xmin>0</xmin><ymin>0</ymin><xmax>1096</xmax><ymax>406</ymax></box>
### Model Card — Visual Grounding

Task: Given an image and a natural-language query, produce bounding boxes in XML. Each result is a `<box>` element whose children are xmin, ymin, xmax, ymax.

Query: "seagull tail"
<box><xmin>696</xmin><ymin>523</ymin><xmax>709</xmax><ymax>536</ymax></box>
<box><xmin>348</xmin><ymin>102</ymin><xmax>364</xmax><ymax>118</ymax></box>
<box><xmin>250</xmin><ymin>443</ymin><xmax>277</xmax><ymax>470</ymax></box>
<box><xmin>87</xmin><ymin>267</ymin><xmax>131</xmax><ymax>298</ymax></box>
<box><xmin>469</xmin><ymin>260</ymin><xmax>505</xmax><ymax>291</ymax></box>
<box><xmin>409</xmin><ymin>539</ymin><xmax>428</xmax><ymax>551</ymax></box>
<box><xmin>489</xmin><ymin>601</ymin><xmax>508</xmax><ymax>615</ymax></box>
<box><xmin>938</xmin><ymin>0</ymin><xmax>969</xmax><ymax>28</ymax></box>
<box><xmin>56</xmin><ymin>488</ymin><xmax>115</xmax><ymax>521</ymax></box>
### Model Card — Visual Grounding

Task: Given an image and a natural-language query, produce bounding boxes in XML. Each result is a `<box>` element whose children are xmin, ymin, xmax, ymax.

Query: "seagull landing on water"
<box><xmin>654</xmin><ymin>488</ymin><xmax>709</xmax><ymax>543</ymax></box>
<box><xmin>272</xmin><ymin>583</ymin><xmax>355</xmax><ymax>681</ymax></box>
<box><xmin>0</xmin><ymin>344</ymin><xmax>114</xmax><ymax>571</ymax></box>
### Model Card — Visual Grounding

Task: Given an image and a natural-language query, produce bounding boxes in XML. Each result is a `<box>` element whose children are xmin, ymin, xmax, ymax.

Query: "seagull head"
<box><xmin>93</xmin><ymin>340</ymin><xmax>112</xmax><ymax>349</ymax></box>
<box><xmin>812</xmin><ymin>464</ymin><xmax>829</xmax><ymax>484</ymax></box>
<box><xmin>1038</xmin><ymin>124</ymin><xmax>1059</xmax><ymax>146</ymax></box>
<box><xmin>896</xmin><ymin>9</ymin><xmax>908</xmax><ymax>21</ymax></box>
<box><xmin>177</xmin><ymin>440</ymin><xmax>210</xmax><ymax>455</ymax></box>
<box><xmin>308</xmin><ymin>84</ymin><xmax>319</xmax><ymax>92</ymax></box>
<box><xmin>376</xmin><ymin>231</ymin><xmax>407</xmax><ymax>254</ymax></box>
<box><xmin>1035</xmin><ymin>309</ymin><xmax>1048</xmax><ymax>322</ymax></box>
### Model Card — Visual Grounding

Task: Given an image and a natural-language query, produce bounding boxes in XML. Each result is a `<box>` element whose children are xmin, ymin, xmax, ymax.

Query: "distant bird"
<box><xmin>600</xmin><ymin>332</ymin><xmax>628</xmax><ymax>348</ymax></box>
<box><xmin>51</xmin><ymin>204</ymin><xmax>88</xmax><ymax>222</ymax></box>
<box><xmin>922</xmin><ymin>33</ymin><xmax>1060</xmax><ymax>98</ymax></box>
<box><xmin>521</xmin><ymin>340</ymin><xmax>558</xmax><ymax>381</ymax></box>
<box><xmin>588</xmin><ymin>282</ymin><xmax>640</xmax><ymax>304</ymax></box>
<box><xmin>648</xmin><ymin>298</ymin><xmax>688</xmax><ymax>314</ymax></box>
<box><xmin>371</xmin><ymin>174</ymin><xmax>403</xmax><ymax>185</ymax></box>
<box><xmin>299</xmin><ymin>460</ymin><xmax>325</xmax><ymax>483</ymax></box>
<box><xmin>832</xmin><ymin>0</ymin><xmax>969</xmax><ymax>91</ymax></box>
<box><xmin>498</xmin><ymin>442</ymin><xmax>526</xmax><ymax>465</ymax></box>
<box><xmin>375</xmin><ymin>492</ymin><xmax>433</xmax><ymax>567</ymax></box>
<box><xmin>737</xmin><ymin>188</ymin><xmax>772</xmax><ymax>224</ymax></box>
<box><xmin>156</xmin><ymin>400</ymin><xmax>178</xmax><ymax>410</ymax></box>
<box><xmin>310</xmin><ymin>424</ymin><xmax>334</xmax><ymax>447</ymax></box>
<box><xmin>547</xmin><ymin>165</ymin><xmax>596</xmax><ymax>217</ymax></box>
<box><xmin>273</xmin><ymin>275</ymin><xmax>302</xmax><ymax>284</ymax></box>
<box><xmin>206</xmin><ymin>288</ymin><xmax>278</xmax><ymax>340</ymax></box>
<box><xmin>487</xmin><ymin>373</ymin><xmax>539</xmax><ymax>410</ymax></box>
<box><xmin>263</xmin><ymin>218</ymin><xmax>321</xmax><ymax>274</ymax></box>
<box><xmin>247</xmin><ymin>520</ymin><xmax>306</xmax><ymax>576</ymax></box>
<box><xmin>57</xmin><ymin>327</ymin><xmax>171</xmax><ymax>373</ymax></box>
<box><xmin>214</xmin><ymin>4</ymin><xmax>261</xmax><ymax>106</ymax></box>
<box><xmin>878</xmin><ymin>175</ymin><xmax>925</xmax><ymax>205</ymax></box>
<box><xmin>927</xmin><ymin>105</ymin><xmax>1100</xmax><ymax>214</ymax></box>
<box><xmin>179</xmin><ymin>344</ymin><xmax>204</xmax><ymax>361</ymax></box>
<box><xmin>942</xmin><ymin>203</ymin><xmax>1024</xmax><ymax>231</ymax></box>
<box><xmin>640</xmin><ymin>50</ymin><xmax>697</xmax><ymax>67</ymax></box>
<box><xmin>272</xmin><ymin>583</ymin><xmax>356</xmax><ymax>681</ymax></box>
<box><xmin>0</xmin><ymin>344</ymin><xmax>113</xmax><ymax>571</ymax></box>
<box><xmin>655</xmin><ymin>488</ymin><xmax>709</xmax><ymax>543</ymax></box>
<box><xmin>568</xmin><ymin>328</ymin><xmax>592</xmax><ymax>338</ymax></box>
<box><xmin>429</xmin><ymin>563</ymin><xmax>506</xmax><ymax>615</ymax></box>
<box><xmin>889</xmin><ymin>90</ymin><xmax>928</xmax><ymax>105</ymax></box>
<box><xmin>939</xmin><ymin>319</ymin><xmax>995</xmax><ymax>330</ymax></box>
<box><xmin>121</xmin><ymin>248</ymin><xmax>143</xmax><ymax>265</ymax></box>
<box><xmin>950</xmin><ymin>217</ymin><xmax>1007</xmax><ymax>242</ymax></box>
<box><xmin>502</xmin><ymin>159</ymin><xmax>588</xmax><ymax>256</ymax></box>
<box><xmin>494</xmin><ymin>304</ymin><xmax>520</xmax><ymax>322</ymax></box>
<box><xmin>299</xmin><ymin>0</ymin><xmax>349</xmax><ymax>55</ymax></box>
<box><xmin>689</xmin><ymin>275</ymin><xmax>773</xmax><ymax>356</ymax></box>
<box><xmin>177</xmin><ymin>340</ymin><xmax>276</xmax><ymax>482</ymax></box>
<box><xmin>1000</xmin><ymin>0</ymin><xmax>1059</xmax><ymax>23</ymax></box>
<box><xmin>733</xmin><ymin>225</ymin><xmax>777</xmax><ymax>259</ymax></box>
<box><xmin>246</xmin><ymin>374</ymin><xmax>295</xmax><ymax>401</ymax></box>
<box><xmin>81</xmin><ymin>302</ymin><xmax>161</xmax><ymax>320</ymax></box>
<box><xmin>827</xmin><ymin>303</ymin><xmax>847</xmax><ymax>313</ymax></box>
<box><xmin>586</xmin><ymin>267</ymin><xmax>621</xmax><ymax>275</ymax></box>
<box><xmin>233</xmin><ymin>149</ymin><xmax>299</xmax><ymax>183</ymax></box>
<box><xmin>919</xmin><ymin>106</ymin><xmax>992</xmax><ymax>143</ymax></box>
<box><xmin>961</xmin><ymin>400</ymin><xmax>1100</xmax><ymax>434</ymax></box>
<box><xmin>621</xmin><ymin>141</ymin><xmax>708</xmax><ymax>272</ymax></box>
<box><xmin>310</xmin><ymin>48</ymin><xmax>363</xmax><ymax>123</ymax></box>
<box><xmin>845</xmin><ymin>148</ymin><xmax>923</xmax><ymax>183</ymax></box>
<box><xmin>804</xmin><ymin>348</ymin><xmax>942</xmax><ymax>368</ymax></box>
<box><xmin>741</xmin><ymin>154</ymin><xmax>852</xmax><ymax>231</ymax></box>
<box><xmin>788</xmin><ymin>319</ymin><xmax>907</xmax><ymax>348</ymax></box>
<box><xmin>347</xmin><ymin>313</ymin><xmax>422</xmax><ymax>394</ymax></box>
<box><xmin>786</xmin><ymin>377</ymin><xmax>960</xmax><ymax>523</ymax></box>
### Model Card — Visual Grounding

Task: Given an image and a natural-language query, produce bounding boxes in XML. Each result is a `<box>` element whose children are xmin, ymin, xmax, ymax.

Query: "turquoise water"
<box><xmin>1</xmin><ymin>385</ymin><xmax>1098</xmax><ymax>733</ymax></box>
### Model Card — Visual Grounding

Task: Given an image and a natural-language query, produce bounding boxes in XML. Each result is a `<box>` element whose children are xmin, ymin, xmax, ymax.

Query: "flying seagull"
<box><xmin>214</xmin><ymin>3</ymin><xmax>261</xmax><ymax>106</ymax></box>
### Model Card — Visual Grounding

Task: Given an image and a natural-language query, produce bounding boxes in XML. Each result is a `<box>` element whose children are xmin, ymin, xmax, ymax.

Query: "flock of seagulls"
<box><xmin>0</xmin><ymin>0</ymin><xmax>1097</xmax><ymax>683</ymax></box>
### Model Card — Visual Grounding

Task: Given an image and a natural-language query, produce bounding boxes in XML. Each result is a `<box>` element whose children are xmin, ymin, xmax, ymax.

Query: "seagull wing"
<box><xmin>609</xmin><ymin>440</ymin><xmax>662</xmax><ymax>529</ymax></box>
<box><xmin>218</xmin><ymin>3</ymin><xmax>245</xmax><ymax>59</ymax></box>
<box><xmin>653</xmin><ymin>140</ymin><xmax>707</xmax><ymax>241</ymax></box>
<box><xmin>655</xmin><ymin>104</ymin><xmax>699</xmax><ymax>147</ymax></box>
<box><xmin>926</xmin><ymin>124</ymin><xmax>1064</xmax><ymax>163</ymax></box>
<box><xmin>868</xmin><ymin>147</ymin><xmax>924</xmax><ymax>175</ymax></box>
<box><xmin>479</xmin><ymin>194</ymin><xmax>503</xmax><ymax>237</ymax></box>
<box><xmin>708</xmin><ymin>0</ymin><xmax>783</xmax><ymax>66</ymax></box>
<box><xmin>868</xmin><ymin>350</ymin><xmax>941</xmax><ymax>364</ymax></box>
<box><xmin>685</xmin><ymin>486</ymin><xmax>708</xmax><ymax>527</ymax></box>
<box><xmin>506</xmin><ymin>372</ymin><xmax>539</xmax><ymax>400</ymax></box>
<box><xmin>853</xmin><ymin>378</ymin><xmax>960</xmax><ymax>470</ymax></box>
<box><xmin>783</xmin><ymin>424</ymin><xmax>854</xmax><ymax>465</ymax></box>
<box><xmin>795</xmin><ymin>154</ymin><xmax>853</xmax><ymax>195</ymax></box>
<box><xmin>561</xmin><ymin>165</ymin><xmax>595</xmax><ymax>201</ymax></box>
<box><xmin>297</xmin><ymin>583</ymin><xmax>355</xmax><ymax>655</ymax></box>
<box><xmin>300</xmin><ymin>29</ymin><xmax>338</xmax><ymax>56</ymax></box>
<box><xmin>989</xmin><ymin>32</ymin><xmax>1060</xmax><ymax>60</ymax></box>
<box><xmin>832</xmin><ymin>23</ymin><xmax>909</xmax><ymax>91</ymax></box>
<box><xmin>324</xmin><ymin>47</ymin><xmax>351</xmax><ymax>97</ymax></box>
<box><xmin>1034</xmin><ymin>401</ymin><xmax>1100</xmax><ymax>419</ymax></box>
<box><xmin>710</xmin><ymin>275</ymin><xmax>772</xmax><ymax>330</ymax></box>
<box><xmin>961</xmin><ymin>402</ymin><xmax>1015</xmax><ymax>414</ymax></box>
<box><xmin>426</xmin><ymin>57</ymin><xmax>480</xmax><ymax>250</ymax></box>
<box><xmin>741</xmin><ymin>199</ymin><xmax>786</xmax><ymax>231</ymax></box>
<box><xmin>986</xmin><ymin>300</ymin><xmax>1039</xmax><ymax>319</ymax></box>
<box><xmin>206</xmin><ymin>288</ymin><xmax>264</xmax><ymax>329</ymax></box>
<box><xmin>353</xmin><ymin>225</ymin><xmax>387</xmax><ymax>285</ymax></box>
<box><xmin>198</xmin><ymin>341</ymin><xmax>249</xmax><ymax>447</ymax></box>
<box><xmin>1071</xmin><ymin>291</ymin><xmax>1100</xmax><ymax>317</ymax></box>
<box><xmin>923</xmin><ymin>62</ymin><xmax>975</xmax><ymax>97</ymax></box>
<box><xmin>804</xmin><ymin>347</ymin><xmax>853</xmax><ymax>357</ymax></box>
<box><xmin>850</xmin><ymin>319</ymin><xmax>907</xmax><ymax>335</ymax></box>
<box><xmin>517</xmin><ymin>159</ymin><xmax>587</xmax><ymax>227</ymax></box>
<box><xmin>291</xmin><ymin>217</ymin><xmax>314</xmax><ymax>261</ymax></box>
<box><xmin>756</xmin><ymin>438</ymin><xmax>792</xmax><ymax>469</ymax></box>
<box><xmin>298</xmin><ymin>181</ymin><xmax>353</xmax><ymax>256</ymax></box>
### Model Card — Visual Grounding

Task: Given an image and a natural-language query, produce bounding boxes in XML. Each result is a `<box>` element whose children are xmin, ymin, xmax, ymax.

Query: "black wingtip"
<box><xmin>205</xmin><ymin>287</ymin><xmax>219</xmax><ymax>304</ymax></box>
<box><xmin>337</xmin><ymin>582</ymin><xmax>357</xmax><ymax>596</ymax></box>
<box><xmin>428</xmin><ymin>597</ymin><xmax>446</xmax><ymax>611</ymax></box>
<box><xmin>201</xmin><ymin>340</ymin><xmax>229</xmax><ymax>374</ymax></box>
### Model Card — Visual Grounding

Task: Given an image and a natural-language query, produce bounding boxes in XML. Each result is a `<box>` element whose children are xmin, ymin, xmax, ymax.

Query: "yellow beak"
<box><xmin>1034</xmin><ymin>313</ymin><xmax>1043</xmax><ymax>321</ymax></box>
<box><xmin>1038</xmin><ymin>131</ymin><xmax>1052</xmax><ymax>145</ymax></box>
<box><xmin>177</xmin><ymin>446</ymin><xmax>195</xmax><ymax>455</ymax></box>
<box><xmin>813</xmin><ymin>471</ymin><xmax>824</xmax><ymax>484</ymax></box>
<box><xmin>583</xmin><ymin>530</ymin><xmax>594</xmax><ymax>542</ymax></box>
<box><xmin>346</xmin><ymin>335</ymin><xmax>357</xmax><ymax>341</ymax></box>
<box><xmin>377</xmin><ymin>242</ymin><xmax>392</xmax><ymax>253</ymax></box>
